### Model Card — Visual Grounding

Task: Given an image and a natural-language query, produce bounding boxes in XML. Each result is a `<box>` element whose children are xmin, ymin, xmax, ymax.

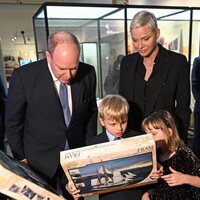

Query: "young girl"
<box><xmin>142</xmin><ymin>110</ymin><xmax>200</xmax><ymax>200</ymax></box>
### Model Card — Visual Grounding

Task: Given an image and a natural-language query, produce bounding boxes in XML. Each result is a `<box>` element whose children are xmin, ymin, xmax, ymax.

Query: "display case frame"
<box><xmin>33</xmin><ymin>3</ymin><xmax>198</xmax><ymax>99</ymax></box>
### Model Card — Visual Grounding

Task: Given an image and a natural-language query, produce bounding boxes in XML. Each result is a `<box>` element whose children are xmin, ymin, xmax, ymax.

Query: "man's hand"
<box><xmin>20</xmin><ymin>159</ymin><xmax>28</xmax><ymax>165</ymax></box>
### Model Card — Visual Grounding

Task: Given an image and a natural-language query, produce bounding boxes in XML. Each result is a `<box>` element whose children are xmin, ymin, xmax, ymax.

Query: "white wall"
<box><xmin>128</xmin><ymin>0</ymin><xmax>200</xmax><ymax>7</ymax></box>
<box><xmin>0</xmin><ymin>4</ymin><xmax>40</xmax><ymax>63</ymax></box>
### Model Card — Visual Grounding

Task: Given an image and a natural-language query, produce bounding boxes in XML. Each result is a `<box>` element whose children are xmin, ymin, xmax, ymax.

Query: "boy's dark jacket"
<box><xmin>86</xmin><ymin>129</ymin><xmax>144</xmax><ymax>200</ymax></box>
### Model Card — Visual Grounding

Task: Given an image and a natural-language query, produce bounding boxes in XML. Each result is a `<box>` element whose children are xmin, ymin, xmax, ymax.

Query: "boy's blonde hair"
<box><xmin>98</xmin><ymin>95</ymin><xmax>129</xmax><ymax>122</ymax></box>
<box><xmin>142</xmin><ymin>110</ymin><xmax>181</xmax><ymax>153</ymax></box>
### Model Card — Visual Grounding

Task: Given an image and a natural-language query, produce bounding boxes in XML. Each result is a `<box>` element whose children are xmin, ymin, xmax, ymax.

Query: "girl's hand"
<box><xmin>141</xmin><ymin>192</ymin><xmax>150</xmax><ymax>200</ymax></box>
<box><xmin>161</xmin><ymin>166</ymin><xmax>185</xmax><ymax>186</ymax></box>
<box><xmin>150</xmin><ymin>163</ymin><xmax>163</xmax><ymax>179</ymax></box>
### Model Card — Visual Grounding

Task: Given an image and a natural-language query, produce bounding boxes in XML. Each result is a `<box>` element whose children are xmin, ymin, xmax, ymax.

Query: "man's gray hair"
<box><xmin>130</xmin><ymin>10</ymin><xmax>158</xmax><ymax>31</ymax></box>
<box><xmin>47</xmin><ymin>31</ymin><xmax>80</xmax><ymax>55</ymax></box>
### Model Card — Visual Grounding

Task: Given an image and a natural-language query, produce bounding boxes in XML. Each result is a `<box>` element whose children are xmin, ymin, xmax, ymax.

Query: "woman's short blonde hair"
<box><xmin>142</xmin><ymin>110</ymin><xmax>181</xmax><ymax>153</ymax></box>
<box><xmin>98</xmin><ymin>95</ymin><xmax>129</xmax><ymax>122</ymax></box>
<box><xmin>130</xmin><ymin>10</ymin><xmax>158</xmax><ymax>32</ymax></box>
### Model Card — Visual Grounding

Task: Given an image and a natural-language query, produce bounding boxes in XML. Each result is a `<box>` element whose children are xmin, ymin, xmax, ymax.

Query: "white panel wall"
<box><xmin>0</xmin><ymin>4</ymin><xmax>39</xmax><ymax>62</ymax></box>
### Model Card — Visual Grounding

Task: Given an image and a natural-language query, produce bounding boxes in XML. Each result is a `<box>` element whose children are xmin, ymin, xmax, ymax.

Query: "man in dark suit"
<box><xmin>86</xmin><ymin>95</ymin><xmax>144</xmax><ymax>200</ymax></box>
<box><xmin>0</xmin><ymin>75</ymin><xmax>6</xmax><ymax>151</ymax></box>
<box><xmin>0</xmin><ymin>74</ymin><xmax>7</xmax><ymax>200</ymax></box>
<box><xmin>5</xmin><ymin>31</ymin><xmax>97</xmax><ymax>199</ymax></box>
<box><xmin>119</xmin><ymin>10</ymin><xmax>191</xmax><ymax>143</ymax></box>
<box><xmin>192</xmin><ymin>56</ymin><xmax>200</xmax><ymax>158</ymax></box>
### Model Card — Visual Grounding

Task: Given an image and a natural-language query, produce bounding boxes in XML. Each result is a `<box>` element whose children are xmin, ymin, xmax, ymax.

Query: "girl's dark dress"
<box><xmin>149</xmin><ymin>146</ymin><xmax>200</xmax><ymax>200</ymax></box>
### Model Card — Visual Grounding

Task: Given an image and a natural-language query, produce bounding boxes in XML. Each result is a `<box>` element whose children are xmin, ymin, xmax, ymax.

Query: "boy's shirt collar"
<box><xmin>106</xmin><ymin>130</ymin><xmax>116</xmax><ymax>141</ymax></box>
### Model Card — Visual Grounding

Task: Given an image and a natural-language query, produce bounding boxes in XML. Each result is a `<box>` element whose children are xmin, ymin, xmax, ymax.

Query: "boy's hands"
<box><xmin>66</xmin><ymin>181</ymin><xmax>82</xmax><ymax>200</ymax></box>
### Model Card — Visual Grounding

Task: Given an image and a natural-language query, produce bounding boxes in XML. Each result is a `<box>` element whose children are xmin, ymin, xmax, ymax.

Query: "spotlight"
<box><xmin>21</xmin><ymin>30</ymin><xmax>26</xmax><ymax>44</ymax></box>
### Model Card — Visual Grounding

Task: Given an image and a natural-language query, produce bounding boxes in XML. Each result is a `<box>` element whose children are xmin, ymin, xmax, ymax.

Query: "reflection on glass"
<box><xmin>33</xmin><ymin>4</ymin><xmax>197</xmax><ymax>100</ymax></box>
<box><xmin>127</xmin><ymin>8</ymin><xmax>190</xmax><ymax>59</ymax></box>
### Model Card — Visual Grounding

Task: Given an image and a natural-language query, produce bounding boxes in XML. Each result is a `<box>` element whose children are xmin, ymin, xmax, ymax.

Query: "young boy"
<box><xmin>86</xmin><ymin>94</ymin><xmax>144</xmax><ymax>200</ymax></box>
<box><xmin>67</xmin><ymin>95</ymin><xmax>163</xmax><ymax>200</ymax></box>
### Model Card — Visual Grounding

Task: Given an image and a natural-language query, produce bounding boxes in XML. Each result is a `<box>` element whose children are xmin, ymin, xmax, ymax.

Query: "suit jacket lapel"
<box><xmin>149</xmin><ymin>47</ymin><xmax>170</xmax><ymax>112</ymax></box>
<box><xmin>70</xmin><ymin>78</ymin><xmax>82</xmax><ymax>121</ymax></box>
<box><xmin>41</xmin><ymin>60</ymin><xmax>67</xmax><ymax>130</ymax></box>
<box><xmin>98</xmin><ymin>130</ymin><xmax>110</xmax><ymax>143</ymax></box>
<box><xmin>126</xmin><ymin>54</ymin><xmax>140</xmax><ymax>101</ymax></box>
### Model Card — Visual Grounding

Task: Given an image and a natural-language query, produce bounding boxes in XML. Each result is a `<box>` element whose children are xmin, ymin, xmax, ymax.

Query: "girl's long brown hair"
<box><xmin>142</xmin><ymin>110</ymin><xmax>182</xmax><ymax>153</ymax></box>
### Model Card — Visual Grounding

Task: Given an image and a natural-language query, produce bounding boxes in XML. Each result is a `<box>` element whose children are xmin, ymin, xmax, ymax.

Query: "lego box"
<box><xmin>60</xmin><ymin>134</ymin><xmax>157</xmax><ymax>197</ymax></box>
<box><xmin>0</xmin><ymin>151</ymin><xmax>65</xmax><ymax>200</ymax></box>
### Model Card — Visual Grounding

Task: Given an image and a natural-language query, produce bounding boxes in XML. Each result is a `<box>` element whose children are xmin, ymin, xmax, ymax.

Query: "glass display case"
<box><xmin>33</xmin><ymin>3</ymin><xmax>197</xmax><ymax>99</ymax></box>
<box><xmin>126</xmin><ymin>8</ymin><xmax>191</xmax><ymax>59</ymax></box>
<box><xmin>33</xmin><ymin>3</ymin><xmax>125</xmax><ymax>98</ymax></box>
<box><xmin>191</xmin><ymin>9</ymin><xmax>200</xmax><ymax>64</ymax></box>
